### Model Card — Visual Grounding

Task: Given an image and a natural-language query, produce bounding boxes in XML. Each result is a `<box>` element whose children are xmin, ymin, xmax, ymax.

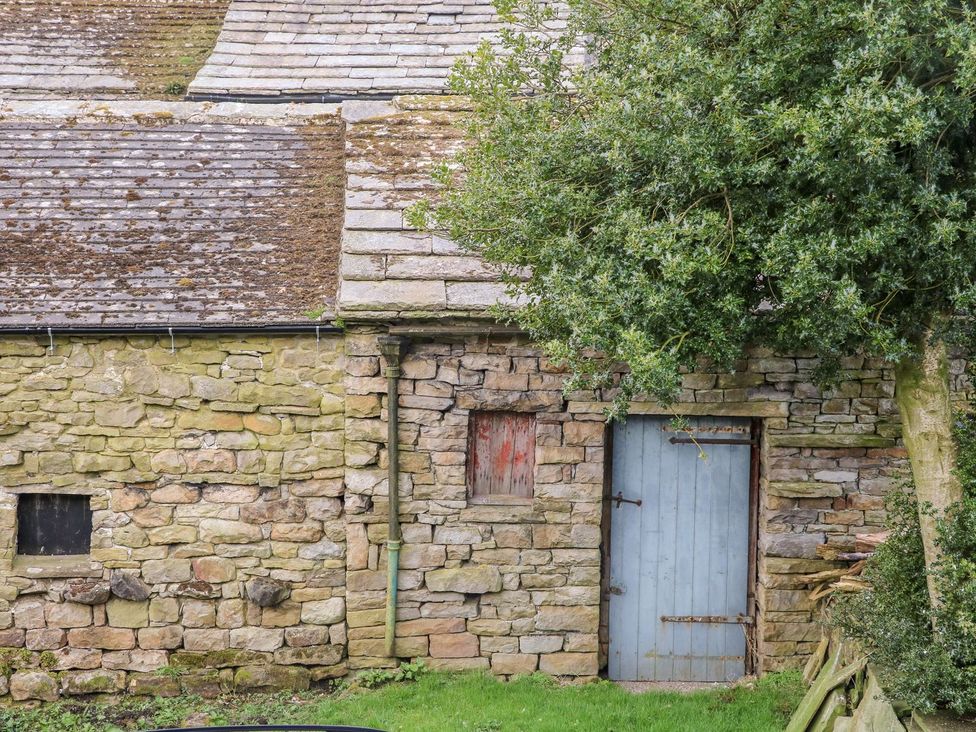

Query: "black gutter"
<box><xmin>0</xmin><ymin>324</ymin><xmax>344</xmax><ymax>336</ymax></box>
<box><xmin>184</xmin><ymin>91</ymin><xmax>407</xmax><ymax>104</ymax></box>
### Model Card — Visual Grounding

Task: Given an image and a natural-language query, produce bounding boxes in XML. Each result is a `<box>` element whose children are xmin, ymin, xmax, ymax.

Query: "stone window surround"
<box><xmin>465</xmin><ymin>409</ymin><xmax>536</xmax><ymax>506</ymax></box>
<box><xmin>0</xmin><ymin>484</ymin><xmax>104</xmax><ymax>580</ymax></box>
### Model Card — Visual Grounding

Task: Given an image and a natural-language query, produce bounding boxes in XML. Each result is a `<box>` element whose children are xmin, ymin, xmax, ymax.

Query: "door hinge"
<box><xmin>660</xmin><ymin>614</ymin><xmax>754</xmax><ymax>625</ymax></box>
<box><xmin>669</xmin><ymin>436</ymin><xmax>756</xmax><ymax>446</ymax></box>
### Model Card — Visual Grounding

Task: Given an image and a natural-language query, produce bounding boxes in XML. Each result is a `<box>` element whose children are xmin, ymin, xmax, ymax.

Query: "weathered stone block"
<box><xmin>94</xmin><ymin>402</ymin><xmax>145</xmax><ymax>428</ymax></box>
<box><xmin>766</xmin><ymin>482</ymin><xmax>843</xmax><ymax>498</ymax></box>
<box><xmin>301</xmin><ymin>598</ymin><xmax>345</xmax><ymax>626</ymax></box>
<box><xmin>111</xmin><ymin>571</ymin><xmax>151</xmax><ymax>602</ymax></box>
<box><xmin>175</xmin><ymin>580</ymin><xmax>220</xmax><ymax>601</ymax></box>
<box><xmin>26</xmin><ymin>628</ymin><xmax>65</xmax><ymax>650</ymax></box>
<box><xmin>761</xmin><ymin>532</ymin><xmax>825</xmax><ymax>559</ymax></box>
<box><xmin>102</xmin><ymin>649</ymin><xmax>167</xmax><ymax>672</ymax></box>
<box><xmin>68</xmin><ymin>626</ymin><xmax>136</xmax><ymax>650</ymax></box>
<box><xmin>273</xmin><ymin>644</ymin><xmax>343</xmax><ymax>666</ymax></box>
<box><xmin>45</xmin><ymin>602</ymin><xmax>92</xmax><ymax>629</ymax></box>
<box><xmin>348</xmin><ymin>636</ymin><xmax>428</xmax><ymax>658</ymax></box>
<box><xmin>106</xmin><ymin>599</ymin><xmax>149</xmax><ymax>629</ymax></box>
<box><xmin>539</xmin><ymin>652</ymin><xmax>599</xmax><ymax>676</ymax></box>
<box><xmin>262</xmin><ymin>602</ymin><xmax>302</xmax><ymax>628</ymax></box>
<box><xmin>65</xmin><ymin>580</ymin><xmax>111</xmax><ymax>606</ymax></box>
<box><xmin>429</xmin><ymin>632</ymin><xmax>479</xmax><ymax>658</ymax></box>
<box><xmin>245</xmin><ymin>577</ymin><xmax>292</xmax><ymax>608</ymax></box>
<box><xmin>491</xmin><ymin>653</ymin><xmax>538</xmax><ymax>675</ymax></box>
<box><xmin>534</xmin><ymin>606</ymin><xmax>599</xmax><ymax>633</ymax></box>
<box><xmin>395</xmin><ymin>618</ymin><xmax>466</xmax><ymax>636</ymax></box>
<box><xmin>426</xmin><ymin>566</ymin><xmax>502</xmax><ymax>594</ymax></box>
<box><xmin>230</xmin><ymin>627</ymin><xmax>285</xmax><ymax>652</ymax></box>
<box><xmin>138</xmin><ymin>626</ymin><xmax>183</xmax><ymax>650</ymax></box>
<box><xmin>284</xmin><ymin>627</ymin><xmax>330</xmax><ymax>648</ymax></box>
<box><xmin>233</xmin><ymin>664</ymin><xmax>310</xmax><ymax>692</ymax></box>
<box><xmin>142</xmin><ymin>559</ymin><xmax>193</xmax><ymax>584</ymax></box>
<box><xmin>242</xmin><ymin>499</ymin><xmax>306</xmax><ymax>524</ymax></box>
<box><xmin>399</xmin><ymin>543</ymin><xmax>447</xmax><ymax>569</ymax></box>
<box><xmin>182</xmin><ymin>599</ymin><xmax>217</xmax><ymax>628</ymax></box>
<box><xmin>129</xmin><ymin>673</ymin><xmax>181</xmax><ymax>697</ymax></box>
<box><xmin>182</xmin><ymin>629</ymin><xmax>230</xmax><ymax>652</ymax></box>
<box><xmin>199</xmin><ymin>519</ymin><xmax>263</xmax><ymax>544</ymax></box>
<box><xmin>10</xmin><ymin>671</ymin><xmax>59</xmax><ymax>701</ymax></box>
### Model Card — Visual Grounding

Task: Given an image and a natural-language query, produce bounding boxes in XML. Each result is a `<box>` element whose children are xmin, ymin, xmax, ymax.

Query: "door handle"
<box><xmin>611</xmin><ymin>491</ymin><xmax>642</xmax><ymax>508</ymax></box>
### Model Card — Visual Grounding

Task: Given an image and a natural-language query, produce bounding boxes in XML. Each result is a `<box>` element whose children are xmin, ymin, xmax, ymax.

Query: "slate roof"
<box><xmin>337</xmin><ymin>97</ymin><xmax>518</xmax><ymax>318</ymax></box>
<box><xmin>0</xmin><ymin>0</ymin><xmax>230</xmax><ymax>98</ymax></box>
<box><xmin>188</xmin><ymin>0</ymin><xmax>577</xmax><ymax>98</ymax></box>
<box><xmin>0</xmin><ymin>101</ymin><xmax>343</xmax><ymax>327</ymax></box>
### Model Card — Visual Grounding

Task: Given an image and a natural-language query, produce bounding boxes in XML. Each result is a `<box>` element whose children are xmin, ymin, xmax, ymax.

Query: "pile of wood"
<box><xmin>786</xmin><ymin>634</ymin><xmax>904</xmax><ymax>732</ymax></box>
<box><xmin>803</xmin><ymin>532</ymin><xmax>889</xmax><ymax>603</ymax></box>
<box><xmin>785</xmin><ymin>531</ymin><xmax>911</xmax><ymax>731</ymax></box>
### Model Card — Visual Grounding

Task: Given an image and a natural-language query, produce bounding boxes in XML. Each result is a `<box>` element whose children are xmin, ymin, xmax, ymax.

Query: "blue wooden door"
<box><xmin>608</xmin><ymin>416</ymin><xmax>753</xmax><ymax>682</ymax></box>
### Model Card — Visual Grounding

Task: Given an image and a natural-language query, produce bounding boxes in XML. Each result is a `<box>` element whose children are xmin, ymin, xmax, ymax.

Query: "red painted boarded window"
<box><xmin>467</xmin><ymin>411</ymin><xmax>535</xmax><ymax>503</ymax></box>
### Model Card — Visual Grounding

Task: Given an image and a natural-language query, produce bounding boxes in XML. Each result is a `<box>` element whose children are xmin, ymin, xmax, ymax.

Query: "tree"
<box><xmin>418</xmin><ymin>0</ymin><xmax>976</xmax><ymax>609</ymax></box>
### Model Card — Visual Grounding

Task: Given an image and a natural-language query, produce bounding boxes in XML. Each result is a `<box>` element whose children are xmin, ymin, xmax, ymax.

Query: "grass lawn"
<box><xmin>0</xmin><ymin>670</ymin><xmax>804</xmax><ymax>732</ymax></box>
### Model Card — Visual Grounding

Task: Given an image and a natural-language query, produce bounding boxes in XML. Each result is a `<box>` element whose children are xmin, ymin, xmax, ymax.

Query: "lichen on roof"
<box><xmin>0</xmin><ymin>0</ymin><xmax>230</xmax><ymax>98</ymax></box>
<box><xmin>188</xmin><ymin>0</ymin><xmax>581</xmax><ymax>98</ymax></box>
<box><xmin>0</xmin><ymin>101</ymin><xmax>344</xmax><ymax>327</ymax></box>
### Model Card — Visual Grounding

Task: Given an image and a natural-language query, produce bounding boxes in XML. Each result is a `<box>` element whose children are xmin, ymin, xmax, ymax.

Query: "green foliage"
<box><xmin>304</xmin><ymin>304</ymin><xmax>329</xmax><ymax>321</ymax></box>
<box><xmin>423</xmin><ymin>0</ymin><xmax>976</xmax><ymax>412</ymax></box>
<box><xmin>835</xmin><ymin>408</ymin><xmax>976</xmax><ymax>714</ymax></box>
<box><xmin>0</xmin><ymin>671</ymin><xmax>804</xmax><ymax>732</ymax></box>
<box><xmin>355</xmin><ymin>658</ymin><xmax>428</xmax><ymax>688</ymax></box>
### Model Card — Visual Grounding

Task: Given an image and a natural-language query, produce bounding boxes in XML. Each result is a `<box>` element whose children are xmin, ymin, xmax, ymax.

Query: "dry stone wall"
<box><xmin>0</xmin><ymin>334</ymin><xmax>348</xmax><ymax>699</ymax></box>
<box><xmin>341</xmin><ymin>330</ymin><xmax>938</xmax><ymax>677</ymax></box>
<box><xmin>343</xmin><ymin>328</ymin><xmax>605</xmax><ymax>678</ymax></box>
<box><xmin>0</xmin><ymin>328</ymin><xmax>963</xmax><ymax>699</ymax></box>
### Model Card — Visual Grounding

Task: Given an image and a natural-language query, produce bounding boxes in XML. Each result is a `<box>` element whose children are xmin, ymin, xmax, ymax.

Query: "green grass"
<box><xmin>0</xmin><ymin>671</ymin><xmax>804</xmax><ymax>732</ymax></box>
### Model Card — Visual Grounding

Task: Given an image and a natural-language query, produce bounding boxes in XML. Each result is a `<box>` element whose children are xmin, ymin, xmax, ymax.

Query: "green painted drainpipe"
<box><xmin>378</xmin><ymin>335</ymin><xmax>406</xmax><ymax>658</ymax></box>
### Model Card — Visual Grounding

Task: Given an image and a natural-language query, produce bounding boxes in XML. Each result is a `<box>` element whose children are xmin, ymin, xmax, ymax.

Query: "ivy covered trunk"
<box><xmin>894</xmin><ymin>338</ymin><xmax>963</xmax><ymax>608</ymax></box>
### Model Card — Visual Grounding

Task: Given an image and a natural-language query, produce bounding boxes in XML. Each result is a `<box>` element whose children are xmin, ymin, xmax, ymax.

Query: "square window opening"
<box><xmin>467</xmin><ymin>411</ymin><xmax>536</xmax><ymax>504</ymax></box>
<box><xmin>17</xmin><ymin>493</ymin><xmax>92</xmax><ymax>556</ymax></box>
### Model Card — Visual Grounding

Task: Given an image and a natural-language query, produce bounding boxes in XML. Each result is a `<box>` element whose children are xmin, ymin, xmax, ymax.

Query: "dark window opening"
<box><xmin>17</xmin><ymin>494</ymin><xmax>92</xmax><ymax>556</ymax></box>
<box><xmin>467</xmin><ymin>411</ymin><xmax>535</xmax><ymax>503</ymax></box>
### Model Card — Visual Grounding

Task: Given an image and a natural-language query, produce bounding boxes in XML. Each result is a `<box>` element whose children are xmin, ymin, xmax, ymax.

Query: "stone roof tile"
<box><xmin>0</xmin><ymin>101</ymin><xmax>343</xmax><ymax>327</ymax></box>
<box><xmin>0</xmin><ymin>0</ymin><xmax>230</xmax><ymax>98</ymax></box>
<box><xmin>336</xmin><ymin>96</ymin><xmax>521</xmax><ymax>319</ymax></box>
<box><xmin>189</xmin><ymin>0</ymin><xmax>579</xmax><ymax>98</ymax></box>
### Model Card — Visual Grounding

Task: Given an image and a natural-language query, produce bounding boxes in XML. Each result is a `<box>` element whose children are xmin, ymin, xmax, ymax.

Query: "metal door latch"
<box><xmin>608</xmin><ymin>585</ymin><xmax>624</xmax><ymax>595</ymax></box>
<box><xmin>611</xmin><ymin>491</ymin><xmax>642</xmax><ymax>508</ymax></box>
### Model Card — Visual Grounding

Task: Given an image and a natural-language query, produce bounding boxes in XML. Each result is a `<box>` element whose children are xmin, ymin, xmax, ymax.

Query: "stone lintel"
<box><xmin>458</xmin><ymin>505</ymin><xmax>545</xmax><ymax>524</ymax></box>
<box><xmin>11</xmin><ymin>555</ymin><xmax>102</xmax><ymax>579</ymax></box>
<box><xmin>2</xmin><ymin>484</ymin><xmax>103</xmax><ymax>495</ymax></box>
<box><xmin>568</xmin><ymin>401</ymin><xmax>789</xmax><ymax>418</ymax></box>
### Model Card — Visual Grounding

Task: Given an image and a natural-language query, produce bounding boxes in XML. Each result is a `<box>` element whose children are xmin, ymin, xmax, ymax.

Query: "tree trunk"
<box><xmin>894</xmin><ymin>338</ymin><xmax>963</xmax><ymax>608</ymax></box>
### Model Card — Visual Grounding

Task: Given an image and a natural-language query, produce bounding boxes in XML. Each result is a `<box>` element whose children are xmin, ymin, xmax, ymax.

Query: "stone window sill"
<box><xmin>468</xmin><ymin>495</ymin><xmax>533</xmax><ymax>506</ymax></box>
<box><xmin>11</xmin><ymin>555</ymin><xmax>100</xmax><ymax>579</ymax></box>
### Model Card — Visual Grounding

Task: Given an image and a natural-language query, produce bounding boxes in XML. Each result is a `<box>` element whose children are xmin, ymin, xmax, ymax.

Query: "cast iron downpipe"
<box><xmin>378</xmin><ymin>334</ymin><xmax>407</xmax><ymax>658</ymax></box>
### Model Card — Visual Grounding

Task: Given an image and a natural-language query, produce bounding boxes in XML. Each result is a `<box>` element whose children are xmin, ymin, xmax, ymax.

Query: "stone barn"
<box><xmin>0</xmin><ymin>0</ymin><xmax>942</xmax><ymax>702</ymax></box>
